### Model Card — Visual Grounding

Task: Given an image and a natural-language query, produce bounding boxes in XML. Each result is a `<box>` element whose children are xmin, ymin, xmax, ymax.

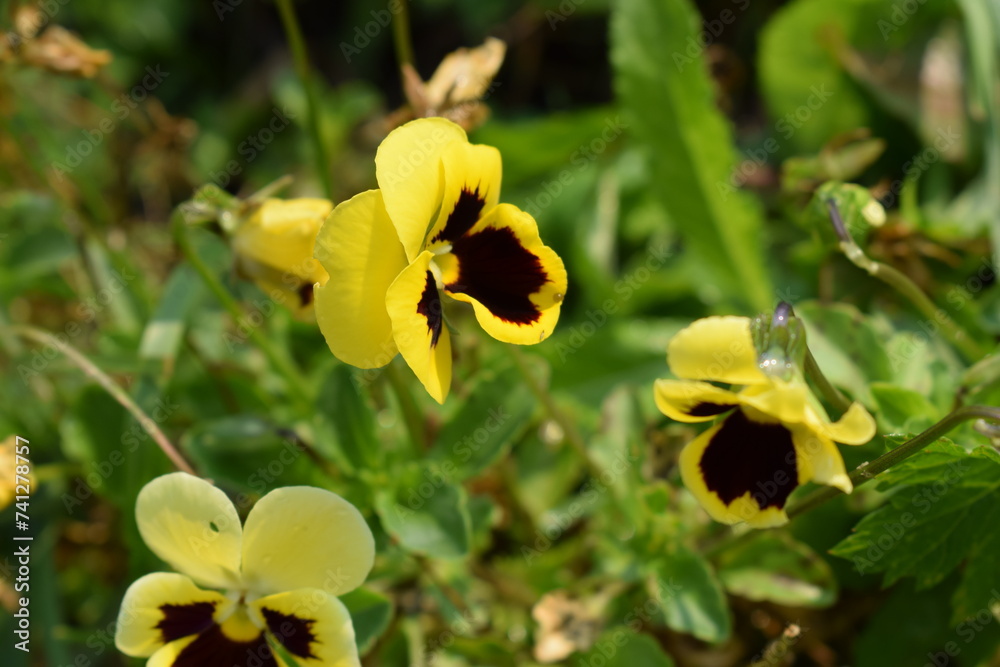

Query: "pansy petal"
<box><xmin>375</xmin><ymin>117</ymin><xmax>467</xmax><ymax>262</ymax></box>
<box><xmin>115</xmin><ymin>572</ymin><xmax>231</xmax><ymax>658</ymax></box>
<box><xmin>679</xmin><ymin>411</ymin><xmax>799</xmax><ymax>527</ymax></box>
<box><xmin>667</xmin><ymin>316</ymin><xmax>767</xmax><ymax>385</ymax></box>
<box><xmin>241</xmin><ymin>486</ymin><xmax>375</xmax><ymax>597</ymax></box>
<box><xmin>386</xmin><ymin>251</ymin><xmax>453</xmax><ymax>403</ymax></box>
<box><xmin>136</xmin><ymin>473</ymin><xmax>242</xmax><ymax>590</ymax></box>
<box><xmin>792</xmin><ymin>426</ymin><xmax>853</xmax><ymax>494</ymax></box>
<box><xmin>233</xmin><ymin>198</ymin><xmax>332</xmax><ymax>285</ymax></box>
<box><xmin>314</xmin><ymin>190</ymin><xmax>408</xmax><ymax>369</ymax></box>
<box><xmin>439</xmin><ymin>204</ymin><xmax>566</xmax><ymax>344</ymax></box>
<box><xmin>653</xmin><ymin>379</ymin><xmax>739</xmax><ymax>423</ymax></box>
<box><xmin>815</xmin><ymin>401</ymin><xmax>877</xmax><ymax>445</ymax></box>
<box><xmin>146</xmin><ymin>609</ymin><xmax>277</xmax><ymax>667</ymax></box>
<box><xmin>249</xmin><ymin>588</ymin><xmax>361</xmax><ymax>667</ymax></box>
<box><xmin>738</xmin><ymin>378</ymin><xmax>809</xmax><ymax>425</ymax></box>
<box><xmin>424</xmin><ymin>140</ymin><xmax>502</xmax><ymax>248</ymax></box>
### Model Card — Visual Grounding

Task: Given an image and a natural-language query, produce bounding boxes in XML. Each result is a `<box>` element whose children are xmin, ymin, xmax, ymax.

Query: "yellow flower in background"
<box><xmin>115</xmin><ymin>473</ymin><xmax>374</xmax><ymax>667</ymax></box>
<box><xmin>654</xmin><ymin>316</ymin><xmax>876</xmax><ymax>528</ymax></box>
<box><xmin>314</xmin><ymin>117</ymin><xmax>567</xmax><ymax>403</ymax></box>
<box><xmin>232</xmin><ymin>198</ymin><xmax>332</xmax><ymax>315</ymax></box>
<box><xmin>0</xmin><ymin>436</ymin><xmax>31</xmax><ymax>511</ymax></box>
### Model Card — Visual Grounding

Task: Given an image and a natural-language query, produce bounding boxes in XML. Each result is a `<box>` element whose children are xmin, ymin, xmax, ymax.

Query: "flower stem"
<box><xmin>787</xmin><ymin>404</ymin><xmax>1000</xmax><ymax>519</ymax></box>
<box><xmin>804</xmin><ymin>348</ymin><xmax>853</xmax><ymax>414</ymax></box>
<box><xmin>274</xmin><ymin>0</ymin><xmax>334</xmax><ymax>200</ymax></box>
<box><xmin>5</xmin><ymin>324</ymin><xmax>196</xmax><ymax>475</ymax></box>
<box><xmin>391</xmin><ymin>0</ymin><xmax>416</xmax><ymax>70</ymax></box>
<box><xmin>383</xmin><ymin>361</ymin><xmax>425</xmax><ymax>451</ymax></box>
<box><xmin>507</xmin><ymin>345</ymin><xmax>605</xmax><ymax>481</ymax></box>
<box><xmin>172</xmin><ymin>213</ymin><xmax>313</xmax><ymax>411</ymax></box>
<box><xmin>826</xmin><ymin>199</ymin><xmax>985</xmax><ymax>363</ymax></box>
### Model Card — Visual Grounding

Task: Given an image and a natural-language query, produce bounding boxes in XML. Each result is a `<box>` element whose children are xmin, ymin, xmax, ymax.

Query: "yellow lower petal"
<box><xmin>653</xmin><ymin>379</ymin><xmax>739</xmax><ymax>423</ymax></box>
<box><xmin>439</xmin><ymin>203</ymin><xmax>566</xmax><ymax>345</ymax></box>
<box><xmin>241</xmin><ymin>486</ymin><xmax>375</xmax><ymax>598</ymax></box>
<box><xmin>314</xmin><ymin>190</ymin><xmax>408</xmax><ymax>369</ymax></box>
<box><xmin>135</xmin><ymin>473</ymin><xmax>243</xmax><ymax>591</ymax></box>
<box><xmin>385</xmin><ymin>251</ymin><xmax>453</xmax><ymax>403</ymax></box>
<box><xmin>249</xmin><ymin>588</ymin><xmax>361</xmax><ymax>667</ymax></box>
<box><xmin>667</xmin><ymin>316</ymin><xmax>767</xmax><ymax>385</ymax></box>
<box><xmin>115</xmin><ymin>572</ymin><xmax>231</xmax><ymax>657</ymax></box>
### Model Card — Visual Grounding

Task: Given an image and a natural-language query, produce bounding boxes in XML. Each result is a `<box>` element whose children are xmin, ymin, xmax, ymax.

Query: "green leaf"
<box><xmin>317</xmin><ymin>365</ymin><xmax>380</xmax><ymax>474</ymax></box>
<box><xmin>611</xmin><ymin>0</ymin><xmax>772</xmax><ymax>311</ymax></box>
<box><xmin>138</xmin><ymin>263</ymin><xmax>206</xmax><ymax>367</ymax></box>
<box><xmin>870</xmin><ymin>382</ymin><xmax>940</xmax><ymax>432</ymax></box>
<box><xmin>340</xmin><ymin>588</ymin><xmax>394</xmax><ymax>656</ymax></box>
<box><xmin>648</xmin><ymin>545</ymin><xmax>731</xmax><ymax>643</ymax></box>
<box><xmin>830</xmin><ymin>440</ymin><xmax>1000</xmax><ymax>623</ymax></box>
<box><xmin>374</xmin><ymin>463</ymin><xmax>472</xmax><ymax>558</ymax></box>
<box><xmin>428</xmin><ymin>364</ymin><xmax>534</xmax><ymax>480</ymax></box>
<box><xmin>716</xmin><ymin>533</ymin><xmax>837</xmax><ymax>608</ymax></box>
<box><xmin>574</xmin><ymin>632</ymin><xmax>675</xmax><ymax>667</ymax></box>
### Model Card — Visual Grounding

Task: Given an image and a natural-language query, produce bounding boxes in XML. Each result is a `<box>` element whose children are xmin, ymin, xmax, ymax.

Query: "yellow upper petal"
<box><xmin>233</xmin><ymin>198</ymin><xmax>332</xmax><ymax>285</ymax></box>
<box><xmin>240</xmin><ymin>486</ymin><xmax>375</xmax><ymax>597</ymax></box>
<box><xmin>667</xmin><ymin>316</ymin><xmax>767</xmax><ymax>385</ymax></box>
<box><xmin>375</xmin><ymin>117</ymin><xmax>467</xmax><ymax>262</ymax></box>
<box><xmin>115</xmin><ymin>572</ymin><xmax>230</xmax><ymax>657</ymax></box>
<box><xmin>423</xmin><ymin>139</ymin><xmax>502</xmax><ymax>249</ymax></box>
<box><xmin>135</xmin><ymin>473</ymin><xmax>242</xmax><ymax>590</ymax></box>
<box><xmin>653</xmin><ymin>379</ymin><xmax>739</xmax><ymax>423</ymax></box>
<box><xmin>385</xmin><ymin>251</ymin><xmax>453</xmax><ymax>403</ymax></box>
<box><xmin>439</xmin><ymin>203</ymin><xmax>567</xmax><ymax>345</ymax></box>
<box><xmin>314</xmin><ymin>190</ymin><xmax>407</xmax><ymax>369</ymax></box>
<box><xmin>249</xmin><ymin>588</ymin><xmax>361</xmax><ymax>667</ymax></box>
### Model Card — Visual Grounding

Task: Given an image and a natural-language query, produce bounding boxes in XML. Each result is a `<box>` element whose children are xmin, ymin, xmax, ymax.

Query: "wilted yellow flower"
<box><xmin>314</xmin><ymin>118</ymin><xmax>567</xmax><ymax>403</ymax></box>
<box><xmin>115</xmin><ymin>473</ymin><xmax>374</xmax><ymax>667</ymax></box>
<box><xmin>654</xmin><ymin>316</ymin><xmax>876</xmax><ymax>528</ymax></box>
<box><xmin>0</xmin><ymin>436</ymin><xmax>31</xmax><ymax>511</ymax></box>
<box><xmin>232</xmin><ymin>198</ymin><xmax>332</xmax><ymax>315</ymax></box>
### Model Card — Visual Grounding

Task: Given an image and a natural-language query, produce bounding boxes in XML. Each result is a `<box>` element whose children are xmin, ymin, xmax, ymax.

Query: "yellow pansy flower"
<box><xmin>314</xmin><ymin>117</ymin><xmax>567</xmax><ymax>403</ymax></box>
<box><xmin>115</xmin><ymin>473</ymin><xmax>374</xmax><ymax>667</ymax></box>
<box><xmin>0</xmin><ymin>435</ymin><xmax>31</xmax><ymax>511</ymax></box>
<box><xmin>232</xmin><ymin>198</ymin><xmax>332</xmax><ymax>315</ymax></box>
<box><xmin>654</xmin><ymin>316</ymin><xmax>876</xmax><ymax>528</ymax></box>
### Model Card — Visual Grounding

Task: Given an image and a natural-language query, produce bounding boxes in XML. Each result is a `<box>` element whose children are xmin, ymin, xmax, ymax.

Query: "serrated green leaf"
<box><xmin>374</xmin><ymin>463</ymin><xmax>472</xmax><ymax>558</ymax></box>
<box><xmin>716</xmin><ymin>533</ymin><xmax>837</xmax><ymax>608</ymax></box>
<box><xmin>648</xmin><ymin>545</ymin><xmax>731</xmax><ymax>643</ymax></box>
<box><xmin>611</xmin><ymin>0</ymin><xmax>772</xmax><ymax>311</ymax></box>
<box><xmin>831</xmin><ymin>441</ymin><xmax>1000</xmax><ymax>622</ymax></box>
<box><xmin>870</xmin><ymin>382</ymin><xmax>940</xmax><ymax>432</ymax></box>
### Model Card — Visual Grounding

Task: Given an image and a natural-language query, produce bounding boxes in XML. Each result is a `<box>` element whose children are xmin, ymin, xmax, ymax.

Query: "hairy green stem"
<box><xmin>787</xmin><ymin>404</ymin><xmax>1000</xmax><ymax>519</ymax></box>
<box><xmin>804</xmin><ymin>348</ymin><xmax>853</xmax><ymax>414</ymax></box>
<box><xmin>274</xmin><ymin>0</ymin><xmax>334</xmax><ymax>200</ymax></box>
<box><xmin>6</xmin><ymin>325</ymin><xmax>196</xmax><ymax>475</ymax></box>
<box><xmin>172</xmin><ymin>213</ymin><xmax>313</xmax><ymax>411</ymax></box>
<box><xmin>826</xmin><ymin>199</ymin><xmax>985</xmax><ymax>363</ymax></box>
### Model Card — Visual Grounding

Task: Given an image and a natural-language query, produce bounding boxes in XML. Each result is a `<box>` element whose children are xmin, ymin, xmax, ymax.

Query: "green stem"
<box><xmin>383</xmin><ymin>361</ymin><xmax>425</xmax><ymax>450</ymax></box>
<box><xmin>274</xmin><ymin>0</ymin><xmax>334</xmax><ymax>200</ymax></box>
<box><xmin>172</xmin><ymin>213</ymin><xmax>313</xmax><ymax>411</ymax></box>
<box><xmin>804</xmin><ymin>348</ymin><xmax>853</xmax><ymax>414</ymax></box>
<box><xmin>507</xmin><ymin>345</ymin><xmax>605</xmax><ymax>481</ymax></box>
<box><xmin>826</xmin><ymin>199</ymin><xmax>985</xmax><ymax>363</ymax></box>
<box><xmin>5</xmin><ymin>325</ymin><xmax>196</xmax><ymax>475</ymax></box>
<box><xmin>787</xmin><ymin>404</ymin><xmax>1000</xmax><ymax>519</ymax></box>
<box><xmin>391</xmin><ymin>0</ymin><xmax>415</xmax><ymax>70</ymax></box>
